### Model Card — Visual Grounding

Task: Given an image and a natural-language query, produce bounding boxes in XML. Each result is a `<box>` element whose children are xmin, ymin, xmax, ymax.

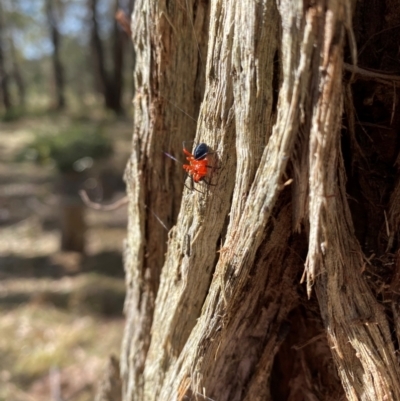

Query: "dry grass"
<box><xmin>0</xmin><ymin>112</ymin><xmax>131</xmax><ymax>401</ymax></box>
<box><xmin>0</xmin><ymin>304</ymin><xmax>124</xmax><ymax>401</ymax></box>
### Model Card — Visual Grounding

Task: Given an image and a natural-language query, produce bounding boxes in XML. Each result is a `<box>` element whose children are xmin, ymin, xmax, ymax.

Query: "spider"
<box><xmin>165</xmin><ymin>142</ymin><xmax>218</xmax><ymax>191</ymax></box>
<box><xmin>182</xmin><ymin>142</ymin><xmax>212</xmax><ymax>184</ymax></box>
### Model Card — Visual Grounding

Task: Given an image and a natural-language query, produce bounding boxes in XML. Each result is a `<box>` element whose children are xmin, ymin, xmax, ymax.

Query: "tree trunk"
<box><xmin>58</xmin><ymin>172</ymin><xmax>86</xmax><ymax>253</ymax></box>
<box><xmin>0</xmin><ymin>1</ymin><xmax>12</xmax><ymax>113</ymax></box>
<box><xmin>45</xmin><ymin>0</ymin><xmax>66</xmax><ymax>110</ymax></box>
<box><xmin>7</xmin><ymin>0</ymin><xmax>25</xmax><ymax>108</ymax></box>
<box><xmin>111</xmin><ymin>1</ymin><xmax>124</xmax><ymax>113</ymax></box>
<box><xmin>9</xmin><ymin>37</ymin><xmax>25</xmax><ymax>108</ymax></box>
<box><xmin>89</xmin><ymin>0</ymin><xmax>124</xmax><ymax>114</ymax></box>
<box><xmin>121</xmin><ymin>0</ymin><xmax>400</xmax><ymax>400</ymax></box>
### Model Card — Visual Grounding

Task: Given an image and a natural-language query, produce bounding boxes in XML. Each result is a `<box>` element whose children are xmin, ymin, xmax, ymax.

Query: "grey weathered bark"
<box><xmin>121</xmin><ymin>0</ymin><xmax>400</xmax><ymax>400</ymax></box>
<box><xmin>121</xmin><ymin>0</ymin><xmax>208</xmax><ymax>397</ymax></box>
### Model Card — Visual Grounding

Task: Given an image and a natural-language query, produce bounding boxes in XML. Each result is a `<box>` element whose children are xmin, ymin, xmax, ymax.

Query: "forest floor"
<box><xmin>0</xmin><ymin>111</ymin><xmax>132</xmax><ymax>401</ymax></box>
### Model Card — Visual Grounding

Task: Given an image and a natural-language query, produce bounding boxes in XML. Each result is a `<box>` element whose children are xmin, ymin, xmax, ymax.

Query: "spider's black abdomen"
<box><xmin>193</xmin><ymin>143</ymin><xmax>209</xmax><ymax>160</ymax></box>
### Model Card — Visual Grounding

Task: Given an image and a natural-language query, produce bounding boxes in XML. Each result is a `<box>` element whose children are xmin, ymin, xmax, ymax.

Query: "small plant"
<box><xmin>18</xmin><ymin>123</ymin><xmax>112</xmax><ymax>173</ymax></box>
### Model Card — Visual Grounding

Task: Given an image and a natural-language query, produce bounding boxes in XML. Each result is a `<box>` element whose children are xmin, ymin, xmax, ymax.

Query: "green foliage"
<box><xmin>0</xmin><ymin>106</ymin><xmax>25</xmax><ymax>122</ymax></box>
<box><xmin>18</xmin><ymin>123</ymin><xmax>113</xmax><ymax>173</ymax></box>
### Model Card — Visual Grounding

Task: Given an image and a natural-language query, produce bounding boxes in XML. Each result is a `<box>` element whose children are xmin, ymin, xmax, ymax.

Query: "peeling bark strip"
<box><xmin>122</xmin><ymin>0</ymin><xmax>400</xmax><ymax>400</ymax></box>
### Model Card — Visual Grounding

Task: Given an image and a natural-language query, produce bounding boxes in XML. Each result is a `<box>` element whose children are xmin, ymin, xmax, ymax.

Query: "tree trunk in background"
<box><xmin>88</xmin><ymin>0</ymin><xmax>108</xmax><ymax>105</ymax></box>
<box><xmin>7</xmin><ymin>0</ymin><xmax>25</xmax><ymax>108</ymax></box>
<box><xmin>121</xmin><ymin>0</ymin><xmax>400</xmax><ymax>400</ymax></box>
<box><xmin>110</xmin><ymin>0</ymin><xmax>124</xmax><ymax>113</ymax></box>
<box><xmin>0</xmin><ymin>1</ymin><xmax>12</xmax><ymax>113</ymax></box>
<box><xmin>58</xmin><ymin>172</ymin><xmax>86</xmax><ymax>253</ymax></box>
<box><xmin>89</xmin><ymin>0</ymin><xmax>124</xmax><ymax>114</ymax></box>
<box><xmin>45</xmin><ymin>0</ymin><xmax>65</xmax><ymax>110</ymax></box>
<box><xmin>9</xmin><ymin>38</ymin><xmax>25</xmax><ymax>108</ymax></box>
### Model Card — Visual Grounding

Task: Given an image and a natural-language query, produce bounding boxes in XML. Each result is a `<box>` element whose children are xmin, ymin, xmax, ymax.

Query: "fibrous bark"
<box><xmin>122</xmin><ymin>0</ymin><xmax>400</xmax><ymax>400</ymax></box>
<box><xmin>122</xmin><ymin>0</ymin><xmax>208</xmax><ymax>398</ymax></box>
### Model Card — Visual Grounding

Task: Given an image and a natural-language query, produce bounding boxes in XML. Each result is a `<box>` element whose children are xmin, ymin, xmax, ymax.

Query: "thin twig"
<box><xmin>292</xmin><ymin>333</ymin><xmax>326</xmax><ymax>351</ymax></box>
<box><xmin>80</xmin><ymin>190</ymin><xmax>169</xmax><ymax>230</ymax></box>
<box><xmin>355</xmin><ymin>121</ymin><xmax>392</xmax><ymax>130</ymax></box>
<box><xmin>79</xmin><ymin>190</ymin><xmax>128</xmax><ymax>211</ymax></box>
<box><xmin>344</xmin><ymin>63</ymin><xmax>400</xmax><ymax>83</ymax></box>
<box><xmin>358</xmin><ymin>23</ymin><xmax>400</xmax><ymax>57</ymax></box>
<box><xmin>391</xmin><ymin>81</ymin><xmax>396</xmax><ymax>126</ymax></box>
<box><xmin>115</xmin><ymin>9</ymin><xmax>132</xmax><ymax>36</ymax></box>
<box><xmin>384</xmin><ymin>210</ymin><xmax>390</xmax><ymax>238</ymax></box>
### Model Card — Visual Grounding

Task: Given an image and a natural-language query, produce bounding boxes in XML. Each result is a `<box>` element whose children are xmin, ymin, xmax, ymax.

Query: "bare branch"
<box><xmin>79</xmin><ymin>190</ymin><xmax>128</xmax><ymax>211</ymax></box>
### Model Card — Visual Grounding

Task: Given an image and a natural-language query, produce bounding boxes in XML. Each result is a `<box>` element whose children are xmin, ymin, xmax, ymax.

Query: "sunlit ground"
<box><xmin>0</xmin><ymin>110</ymin><xmax>132</xmax><ymax>401</ymax></box>
<box><xmin>0</xmin><ymin>305</ymin><xmax>124</xmax><ymax>401</ymax></box>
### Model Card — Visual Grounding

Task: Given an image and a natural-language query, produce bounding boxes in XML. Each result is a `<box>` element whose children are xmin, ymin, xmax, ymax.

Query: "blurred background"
<box><xmin>0</xmin><ymin>0</ymin><xmax>134</xmax><ymax>400</ymax></box>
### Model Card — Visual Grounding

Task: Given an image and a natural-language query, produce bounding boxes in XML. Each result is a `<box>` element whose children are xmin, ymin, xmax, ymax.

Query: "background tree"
<box><xmin>45</xmin><ymin>0</ymin><xmax>65</xmax><ymax>110</ymax></box>
<box><xmin>88</xmin><ymin>0</ymin><xmax>125</xmax><ymax>115</ymax></box>
<box><xmin>120</xmin><ymin>0</ymin><xmax>400</xmax><ymax>400</ymax></box>
<box><xmin>0</xmin><ymin>1</ymin><xmax>133</xmax><ymax>399</ymax></box>
<box><xmin>8</xmin><ymin>34</ymin><xmax>25</xmax><ymax>108</ymax></box>
<box><xmin>0</xmin><ymin>0</ymin><xmax>133</xmax><ymax>116</ymax></box>
<box><xmin>0</xmin><ymin>1</ymin><xmax>12</xmax><ymax>113</ymax></box>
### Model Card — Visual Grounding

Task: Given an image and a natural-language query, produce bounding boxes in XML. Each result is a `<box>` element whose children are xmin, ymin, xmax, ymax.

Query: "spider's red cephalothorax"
<box><xmin>182</xmin><ymin>143</ymin><xmax>210</xmax><ymax>183</ymax></box>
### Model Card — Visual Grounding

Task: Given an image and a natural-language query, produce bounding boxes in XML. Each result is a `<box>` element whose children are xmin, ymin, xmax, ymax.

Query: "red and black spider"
<box><xmin>165</xmin><ymin>142</ymin><xmax>218</xmax><ymax>191</ymax></box>
<box><xmin>182</xmin><ymin>142</ymin><xmax>212</xmax><ymax>183</ymax></box>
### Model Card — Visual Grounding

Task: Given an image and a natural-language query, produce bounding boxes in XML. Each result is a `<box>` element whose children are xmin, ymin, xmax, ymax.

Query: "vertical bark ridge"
<box><xmin>228</xmin><ymin>0</ymin><xmax>278</xmax><ymax>231</ymax></box>
<box><xmin>143</xmin><ymin>0</ymin><xmax>237</xmax><ymax>397</ymax></box>
<box><xmin>155</xmin><ymin>0</ymin><xmax>318</xmax><ymax>399</ymax></box>
<box><xmin>122</xmin><ymin>1</ymin><xmax>210</xmax><ymax>399</ymax></box>
<box><xmin>304</xmin><ymin>1</ymin><xmax>400</xmax><ymax>399</ymax></box>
